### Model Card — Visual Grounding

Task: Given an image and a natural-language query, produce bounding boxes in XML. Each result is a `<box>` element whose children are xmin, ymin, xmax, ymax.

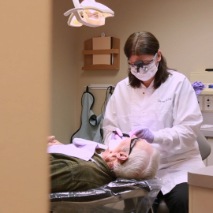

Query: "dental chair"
<box><xmin>157</xmin><ymin>131</ymin><xmax>211</xmax><ymax>213</ymax></box>
<box><xmin>49</xmin><ymin>132</ymin><xmax>211</xmax><ymax>213</ymax></box>
<box><xmin>50</xmin><ymin>178</ymin><xmax>162</xmax><ymax>213</ymax></box>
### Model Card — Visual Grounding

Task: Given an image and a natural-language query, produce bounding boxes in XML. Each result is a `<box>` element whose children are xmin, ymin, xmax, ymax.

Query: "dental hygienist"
<box><xmin>102</xmin><ymin>31</ymin><xmax>205</xmax><ymax>213</ymax></box>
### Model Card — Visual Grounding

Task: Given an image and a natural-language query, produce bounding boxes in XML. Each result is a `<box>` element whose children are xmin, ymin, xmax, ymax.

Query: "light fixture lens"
<box><xmin>67</xmin><ymin>13</ymin><xmax>83</xmax><ymax>27</ymax></box>
<box><xmin>64</xmin><ymin>0</ymin><xmax>114</xmax><ymax>27</ymax></box>
<box><xmin>82</xmin><ymin>9</ymin><xmax>105</xmax><ymax>26</ymax></box>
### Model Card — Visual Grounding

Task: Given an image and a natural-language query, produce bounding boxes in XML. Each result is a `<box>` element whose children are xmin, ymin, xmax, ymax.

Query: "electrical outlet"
<box><xmin>197</xmin><ymin>96</ymin><xmax>203</xmax><ymax>111</ymax></box>
<box><xmin>203</xmin><ymin>95</ymin><xmax>213</xmax><ymax>111</ymax></box>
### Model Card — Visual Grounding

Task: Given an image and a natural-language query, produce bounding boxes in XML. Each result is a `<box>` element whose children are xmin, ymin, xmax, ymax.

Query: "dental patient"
<box><xmin>48</xmin><ymin>136</ymin><xmax>159</xmax><ymax>193</ymax></box>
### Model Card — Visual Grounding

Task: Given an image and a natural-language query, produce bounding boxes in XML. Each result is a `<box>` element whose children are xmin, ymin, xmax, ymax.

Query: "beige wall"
<box><xmin>74</xmin><ymin>0</ymin><xmax>213</xmax><ymax>83</ymax></box>
<box><xmin>52</xmin><ymin>0</ymin><xmax>213</xmax><ymax>142</ymax></box>
<box><xmin>51</xmin><ymin>0</ymin><xmax>79</xmax><ymax>143</ymax></box>
<box><xmin>0</xmin><ymin>1</ymin><xmax>51</xmax><ymax>212</ymax></box>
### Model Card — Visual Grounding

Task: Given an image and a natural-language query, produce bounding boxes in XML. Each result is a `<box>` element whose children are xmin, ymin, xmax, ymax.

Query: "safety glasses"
<box><xmin>128</xmin><ymin>53</ymin><xmax>157</xmax><ymax>72</ymax></box>
<box><xmin>128</xmin><ymin>138</ymin><xmax>140</xmax><ymax>155</ymax></box>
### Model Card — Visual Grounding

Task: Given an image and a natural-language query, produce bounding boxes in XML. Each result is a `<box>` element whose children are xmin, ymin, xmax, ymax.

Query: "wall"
<box><xmin>52</xmin><ymin>0</ymin><xmax>213</xmax><ymax>141</ymax></box>
<box><xmin>0</xmin><ymin>0</ymin><xmax>51</xmax><ymax>212</ymax></box>
<box><xmin>51</xmin><ymin>0</ymin><xmax>79</xmax><ymax>143</ymax></box>
<box><xmin>72</xmin><ymin>0</ymin><xmax>213</xmax><ymax>127</ymax></box>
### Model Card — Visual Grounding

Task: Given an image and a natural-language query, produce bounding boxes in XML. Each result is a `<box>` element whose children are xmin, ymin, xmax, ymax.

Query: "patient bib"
<box><xmin>48</xmin><ymin>138</ymin><xmax>107</xmax><ymax>161</ymax></box>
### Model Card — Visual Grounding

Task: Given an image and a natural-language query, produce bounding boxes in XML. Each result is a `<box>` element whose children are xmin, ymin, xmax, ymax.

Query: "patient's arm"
<box><xmin>48</xmin><ymin>135</ymin><xmax>63</xmax><ymax>146</ymax></box>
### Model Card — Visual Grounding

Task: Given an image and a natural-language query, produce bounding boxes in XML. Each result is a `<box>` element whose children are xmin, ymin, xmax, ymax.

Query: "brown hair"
<box><xmin>124</xmin><ymin>31</ymin><xmax>170</xmax><ymax>89</ymax></box>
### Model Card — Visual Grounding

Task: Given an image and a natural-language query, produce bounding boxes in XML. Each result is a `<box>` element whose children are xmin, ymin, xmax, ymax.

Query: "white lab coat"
<box><xmin>103</xmin><ymin>70</ymin><xmax>205</xmax><ymax>194</ymax></box>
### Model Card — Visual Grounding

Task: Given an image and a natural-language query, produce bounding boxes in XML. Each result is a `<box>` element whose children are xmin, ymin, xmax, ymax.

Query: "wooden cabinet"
<box><xmin>82</xmin><ymin>37</ymin><xmax>120</xmax><ymax>70</ymax></box>
<box><xmin>188</xmin><ymin>166</ymin><xmax>213</xmax><ymax>213</ymax></box>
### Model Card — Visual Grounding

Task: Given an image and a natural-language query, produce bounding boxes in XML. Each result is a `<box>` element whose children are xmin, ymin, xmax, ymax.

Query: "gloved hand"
<box><xmin>111</xmin><ymin>128</ymin><xmax>123</xmax><ymax>140</ymax></box>
<box><xmin>129</xmin><ymin>128</ymin><xmax>154</xmax><ymax>143</ymax></box>
<box><xmin>108</xmin><ymin>128</ymin><xmax>126</xmax><ymax>150</ymax></box>
<box><xmin>192</xmin><ymin>81</ymin><xmax>205</xmax><ymax>95</ymax></box>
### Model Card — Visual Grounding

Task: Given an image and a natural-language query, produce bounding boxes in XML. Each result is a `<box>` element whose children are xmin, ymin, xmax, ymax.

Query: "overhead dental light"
<box><xmin>64</xmin><ymin>0</ymin><xmax>114</xmax><ymax>27</ymax></box>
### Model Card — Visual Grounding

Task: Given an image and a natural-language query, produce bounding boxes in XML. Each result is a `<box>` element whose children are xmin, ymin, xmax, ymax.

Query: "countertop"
<box><xmin>188</xmin><ymin>166</ymin><xmax>213</xmax><ymax>189</ymax></box>
<box><xmin>201</xmin><ymin>125</ymin><xmax>213</xmax><ymax>137</ymax></box>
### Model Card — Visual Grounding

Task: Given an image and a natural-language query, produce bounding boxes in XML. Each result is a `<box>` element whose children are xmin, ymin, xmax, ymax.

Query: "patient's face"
<box><xmin>102</xmin><ymin>137</ymin><xmax>153</xmax><ymax>169</ymax></box>
<box><xmin>102</xmin><ymin>137</ymin><xmax>148</xmax><ymax>169</ymax></box>
<box><xmin>101</xmin><ymin>138</ymin><xmax>130</xmax><ymax>167</ymax></box>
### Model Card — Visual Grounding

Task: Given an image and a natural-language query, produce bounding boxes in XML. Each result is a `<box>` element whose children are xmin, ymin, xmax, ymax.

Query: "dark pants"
<box><xmin>152</xmin><ymin>182</ymin><xmax>188</xmax><ymax>213</ymax></box>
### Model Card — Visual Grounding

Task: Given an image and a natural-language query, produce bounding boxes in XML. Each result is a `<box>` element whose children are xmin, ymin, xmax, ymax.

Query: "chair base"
<box><xmin>157</xmin><ymin>200</ymin><xmax>169</xmax><ymax>213</ymax></box>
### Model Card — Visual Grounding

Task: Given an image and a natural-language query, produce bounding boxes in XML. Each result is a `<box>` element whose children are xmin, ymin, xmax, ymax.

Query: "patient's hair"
<box><xmin>113</xmin><ymin>145</ymin><xmax>159</xmax><ymax>180</ymax></box>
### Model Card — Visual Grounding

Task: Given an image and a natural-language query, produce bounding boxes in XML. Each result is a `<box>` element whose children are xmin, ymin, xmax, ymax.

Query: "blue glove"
<box><xmin>192</xmin><ymin>81</ymin><xmax>205</xmax><ymax>95</ymax></box>
<box><xmin>129</xmin><ymin>128</ymin><xmax>154</xmax><ymax>143</ymax></box>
